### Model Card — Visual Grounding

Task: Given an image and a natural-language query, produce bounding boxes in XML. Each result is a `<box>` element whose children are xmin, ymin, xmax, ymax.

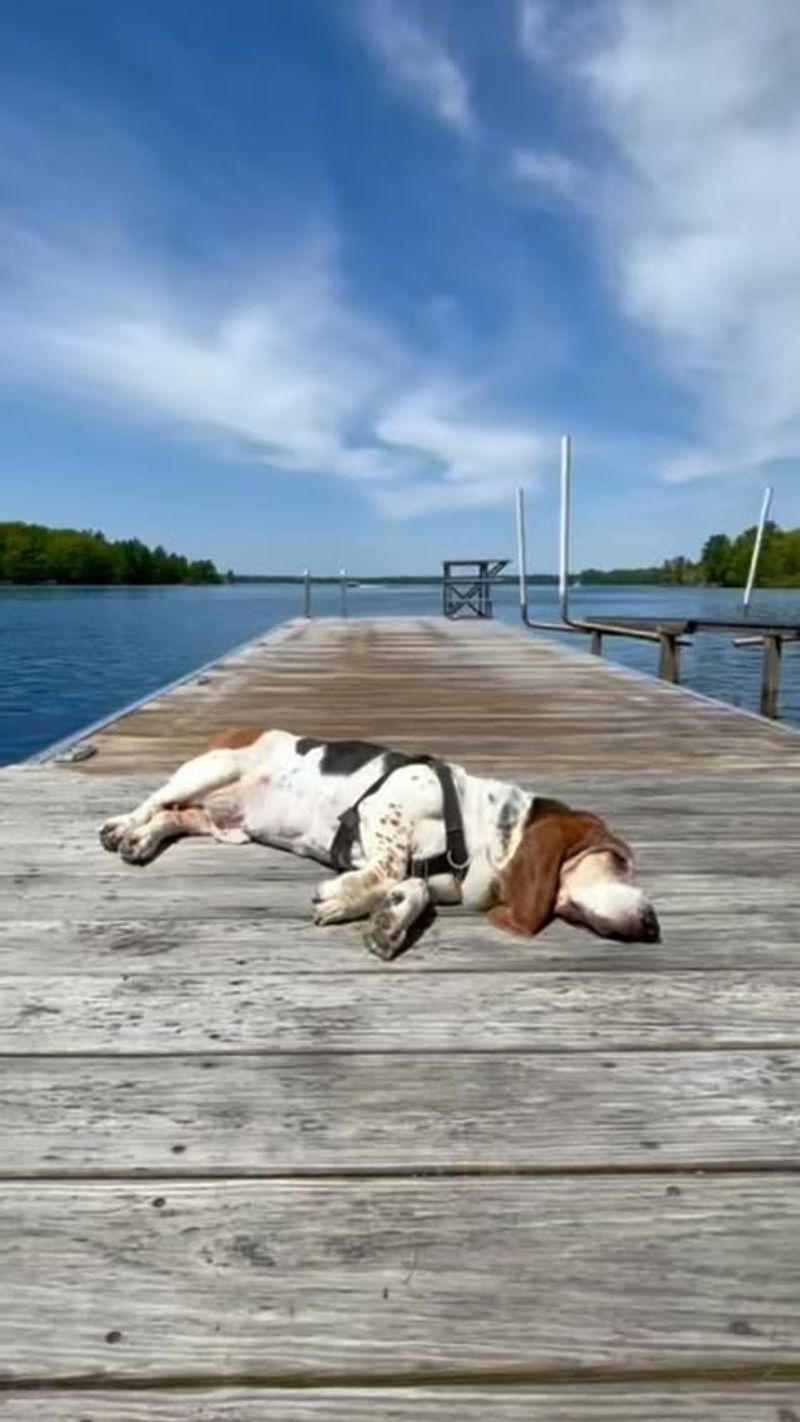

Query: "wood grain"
<box><xmin>3</xmin><ymin>1176</ymin><xmax>800</xmax><ymax>1380</ymax></box>
<box><xmin>31</xmin><ymin>618</ymin><xmax>800</xmax><ymax>776</ymax></box>
<box><xmin>1</xmin><ymin>1050</ymin><xmax>797</xmax><ymax>1175</ymax></box>
<box><xmin>2</xmin><ymin>912</ymin><xmax>799</xmax><ymax>974</ymax></box>
<box><xmin>3</xmin><ymin>1386</ymin><xmax>799</xmax><ymax>1420</ymax></box>
<box><xmin>4</xmin><ymin>617</ymin><xmax>800</xmax><ymax>1409</ymax></box>
<box><xmin>3</xmin><ymin>969</ymin><xmax>799</xmax><ymax>1053</ymax></box>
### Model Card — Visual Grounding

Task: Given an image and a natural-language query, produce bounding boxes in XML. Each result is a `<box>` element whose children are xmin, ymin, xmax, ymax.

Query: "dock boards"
<box><xmin>3</xmin><ymin>617</ymin><xmax>800</xmax><ymax>1417</ymax></box>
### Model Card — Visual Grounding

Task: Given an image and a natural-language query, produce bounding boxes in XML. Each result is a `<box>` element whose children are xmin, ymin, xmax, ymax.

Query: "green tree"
<box><xmin>699</xmin><ymin>533</ymin><xmax>732</xmax><ymax>584</ymax></box>
<box><xmin>0</xmin><ymin>522</ymin><xmax>221</xmax><ymax>585</ymax></box>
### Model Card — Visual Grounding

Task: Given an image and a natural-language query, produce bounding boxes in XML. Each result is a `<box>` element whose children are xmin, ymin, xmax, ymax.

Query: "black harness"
<box><xmin>329</xmin><ymin>755</ymin><xmax>470</xmax><ymax>880</ymax></box>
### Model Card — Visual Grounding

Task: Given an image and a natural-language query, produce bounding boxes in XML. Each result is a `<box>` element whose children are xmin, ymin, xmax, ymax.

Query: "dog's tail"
<box><xmin>207</xmin><ymin>726</ymin><xmax>265</xmax><ymax>750</ymax></box>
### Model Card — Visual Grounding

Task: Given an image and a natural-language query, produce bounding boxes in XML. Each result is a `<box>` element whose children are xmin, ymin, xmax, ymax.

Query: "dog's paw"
<box><xmin>312</xmin><ymin>878</ymin><xmax>338</xmax><ymax>905</ymax></box>
<box><xmin>99</xmin><ymin>816</ymin><xmax>132</xmax><ymax>853</ymax></box>
<box><xmin>363</xmin><ymin>905</ymin><xmax>406</xmax><ymax>961</ymax></box>
<box><xmin>118</xmin><ymin>828</ymin><xmax>159</xmax><ymax>866</ymax></box>
<box><xmin>312</xmin><ymin>895</ymin><xmax>351</xmax><ymax>926</ymax></box>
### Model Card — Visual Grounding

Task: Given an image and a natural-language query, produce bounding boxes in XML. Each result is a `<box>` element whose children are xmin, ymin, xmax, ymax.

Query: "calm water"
<box><xmin>1</xmin><ymin>582</ymin><xmax>799</xmax><ymax>765</ymax></box>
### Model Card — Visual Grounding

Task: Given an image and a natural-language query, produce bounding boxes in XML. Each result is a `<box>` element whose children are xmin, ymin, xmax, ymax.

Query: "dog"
<box><xmin>99</xmin><ymin>728</ymin><xmax>660</xmax><ymax>959</ymax></box>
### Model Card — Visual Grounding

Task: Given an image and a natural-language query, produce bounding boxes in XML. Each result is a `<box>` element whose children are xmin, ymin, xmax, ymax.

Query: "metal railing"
<box><xmin>515</xmin><ymin>442</ymin><xmax>800</xmax><ymax>717</ymax></box>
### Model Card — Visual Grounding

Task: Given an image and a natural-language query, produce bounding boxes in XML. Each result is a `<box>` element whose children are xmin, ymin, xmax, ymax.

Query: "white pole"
<box><xmin>743</xmin><ymin>485</ymin><xmax>774</xmax><ymax>617</ymax></box>
<box><xmin>302</xmin><ymin>568</ymin><xmax>311</xmax><ymax>618</ymax></box>
<box><xmin>559</xmin><ymin>433</ymin><xmax>572</xmax><ymax>621</ymax></box>
<box><xmin>340</xmin><ymin>567</ymin><xmax>347</xmax><ymax>619</ymax></box>
<box><xmin>516</xmin><ymin>487</ymin><xmax>529</xmax><ymax>618</ymax></box>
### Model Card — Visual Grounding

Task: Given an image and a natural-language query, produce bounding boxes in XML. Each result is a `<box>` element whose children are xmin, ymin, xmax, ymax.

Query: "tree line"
<box><xmin>582</xmin><ymin>521</ymin><xmax>800</xmax><ymax>588</ymax></box>
<box><xmin>0</xmin><ymin>522</ymin><xmax>221</xmax><ymax>585</ymax></box>
<box><xmin>4</xmin><ymin>516</ymin><xmax>799</xmax><ymax>588</ymax></box>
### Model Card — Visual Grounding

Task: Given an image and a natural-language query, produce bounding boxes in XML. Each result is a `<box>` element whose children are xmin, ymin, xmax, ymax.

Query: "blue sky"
<box><xmin>1</xmin><ymin>0</ymin><xmax>799</xmax><ymax>574</ymax></box>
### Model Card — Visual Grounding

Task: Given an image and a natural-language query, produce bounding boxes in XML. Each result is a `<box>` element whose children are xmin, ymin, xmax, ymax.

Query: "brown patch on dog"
<box><xmin>491</xmin><ymin>798</ymin><xmax>632</xmax><ymax>937</ymax></box>
<box><xmin>207</xmin><ymin>727</ymin><xmax>264</xmax><ymax>750</ymax></box>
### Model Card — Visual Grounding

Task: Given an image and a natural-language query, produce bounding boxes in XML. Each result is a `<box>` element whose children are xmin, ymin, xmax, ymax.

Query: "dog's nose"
<box><xmin>640</xmin><ymin>905</ymin><xmax>661</xmax><ymax>943</ymax></box>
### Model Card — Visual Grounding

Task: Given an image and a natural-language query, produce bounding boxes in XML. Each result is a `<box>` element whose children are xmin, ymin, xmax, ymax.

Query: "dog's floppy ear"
<box><xmin>492</xmin><ymin>798</ymin><xmax>606</xmax><ymax>937</ymax></box>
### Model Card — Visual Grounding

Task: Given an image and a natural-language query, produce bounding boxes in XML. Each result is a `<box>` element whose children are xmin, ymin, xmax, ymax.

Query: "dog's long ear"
<box><xmin>492</xmin><ymin>799</ymin><xmax>605</xmax><ymax>937</ymax></box>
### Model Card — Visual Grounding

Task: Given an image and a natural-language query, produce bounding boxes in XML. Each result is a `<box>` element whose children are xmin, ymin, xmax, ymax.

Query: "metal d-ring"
<box><xmin>446</xmin><ymin>848</ymin><xmax>470</xmax><ymax>874</ymax></box>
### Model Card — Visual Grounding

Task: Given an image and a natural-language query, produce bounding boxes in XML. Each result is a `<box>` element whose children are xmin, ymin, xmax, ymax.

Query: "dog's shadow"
<box><xmin>387</xmin><ymin>901</ymin><xmax>438</xmax><ymax>959</ymax></box>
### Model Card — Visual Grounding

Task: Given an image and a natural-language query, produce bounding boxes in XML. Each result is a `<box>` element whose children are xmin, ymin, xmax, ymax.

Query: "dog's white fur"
<box><xmin>100</xmin><ymin>729</ymin><xmax>658</xmax><ymax>958</ymax></box>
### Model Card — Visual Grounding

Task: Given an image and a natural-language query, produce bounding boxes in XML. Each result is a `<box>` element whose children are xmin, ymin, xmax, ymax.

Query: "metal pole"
<box><xmin>302</xmin><ymin>568</ymin><xmax>311</xmax><ymax>619</ymax></box>
<box><xmin>515</xmin><ymin>488</ymin><xmax>529</xmax><ymax>618</ymax></box>
<box><xmin>559</xmin><ymin>433</ymin><xmax>572</xmax><ymax>622</ymax></box>
<box><xmin>743</xmin><ymin>485</ymin><xmax>774</xmax><ymax>617</ymax></box>
<box><xmin>340</xmin><ymin>567</ymin><xmax>347</xmax><ymax>619</ymax></box>
<box><xmin>761</xmin><ymin>634</ymin><xmax>782</xmax><ymax>718</ymax></box>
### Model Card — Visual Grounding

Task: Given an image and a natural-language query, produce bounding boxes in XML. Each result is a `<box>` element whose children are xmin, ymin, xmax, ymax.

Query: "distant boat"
<box><xmin>347</xmin><ymin>580</ymin><xmax>361</xmax><ymax>589</ymax></box>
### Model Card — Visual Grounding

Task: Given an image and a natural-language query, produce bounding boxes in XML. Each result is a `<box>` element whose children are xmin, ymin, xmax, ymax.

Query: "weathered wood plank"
<box><xmin>8</xmin><ymin>833</ymin><xmax>800</xmax><ymax>880</ymax></box>
<box><xmin>2</xmin><ymin>971</ymin><xmax>799</xmax><ymax>1052</ymax></box>
<box><xmin>4</xmin><ymin>1385</ymin><xmax>800</xmax><ymax>1420</ymax></box>
<box><xmin>3</xmin><ymin>619</ymin><xmax>800</xmax><ymax>1405</ymax></box>
<box><xmin>14</xmin><ymin>617</ymin><xmax>800</xmax><ymax>777</ymax></box>
<box><xmin>3</xmin><ymin>1176</ymin><xmax>799</xmax><ymax>1379</ymax></box>
<box><xmin>6</xmin><ymin>867</ymin><xmax>799</xmax><ymax>919</ymax></box>
<box><xmin>2</xmin><ymin>913</ymin><xmax>799</xmax><ymax>974</ymax></box>
<box><xmin>8</xmin><ymin>773</ymin><xmax>800</xmax><ymax>814</ymax></box>
<box><xmin>7</xmin><ymin>782</ymin><xmax>800</xmax><ymax>859</ymax></box>
<box><xmin>7</xmin><ymin>768</ymin><xmax>800</xmax><ymax>803</ymax></box>
<box><xmin>1</xmin><ymin>1050</ymin><xmax>797</xmax><ymax>1175</ymax></box>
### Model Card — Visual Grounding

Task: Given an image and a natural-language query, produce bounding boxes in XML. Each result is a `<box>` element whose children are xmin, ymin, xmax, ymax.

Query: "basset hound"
<box><xmin>99</xmin><ymin>728</ymin><xmax>660</xmax><ymax>959</ymax></box>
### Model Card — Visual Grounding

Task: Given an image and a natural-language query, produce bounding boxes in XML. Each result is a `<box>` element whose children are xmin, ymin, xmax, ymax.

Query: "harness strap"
<box><xmin>329</xmin><ymin>755</ymin><xmax>469</xmax><ymax>880</ymax></box>
<box><xmin>410</xmin><ymin>761</ymin><xmax>469</xmax><ymax>879</ymax></box>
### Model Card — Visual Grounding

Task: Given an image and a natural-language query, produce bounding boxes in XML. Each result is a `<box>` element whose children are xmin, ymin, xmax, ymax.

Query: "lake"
<box><xmin>1</xmin><ymin>581</ymin><xmax>799</xmax><ymax>765</ymax></box>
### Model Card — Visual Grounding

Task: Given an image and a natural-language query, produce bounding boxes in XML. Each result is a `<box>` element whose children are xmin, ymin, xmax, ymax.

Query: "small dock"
<box><xmin>3</xmin><ymin>617</ymin><xmax>800</xmax><ymax>1419</ymax></box>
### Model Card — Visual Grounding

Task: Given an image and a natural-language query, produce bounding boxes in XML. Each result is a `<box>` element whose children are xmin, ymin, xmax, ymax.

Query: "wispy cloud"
<box><xmin>518</xmin><ymin>0</ymin><xmax>553</xmax><ymax>63</ymax></box>
<box><xmin>373</xmin><ymin>385</ymin><xmax>546</xmax><ymax>514</ymax></box>
<box><xmin>0</xmin><ymin>112</ymin><xmax>549</xmax><ymax>517</ymax></box>
<box><xmin>563</xmin><ymin>0</ymin><xmax>800</xmax><ymax>484</ymax></box>
<box><xmin>509</xmin><ymin>146</ymin><xmax>585</xmax><ymax>203</ymax></box>
<box><xmin>358</xmin><ymin>0</ymin><xmax>473</xmax><ymax>137</ymax></box>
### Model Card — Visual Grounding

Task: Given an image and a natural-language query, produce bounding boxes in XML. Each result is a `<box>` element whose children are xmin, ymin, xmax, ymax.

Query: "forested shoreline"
<box><xmin>0</xmin><ymin>522</ymin><xmax>221</xmax><ymax>585</ymax></box>
<box><xmin>582</xmin><ymin>523</ymin><xmax>800</xmax><ymax>587</ymax></box>
<box><xmin>3</xmin><ymin>518</ymin><xmax>800</xmax><ymax>588</ymax></box>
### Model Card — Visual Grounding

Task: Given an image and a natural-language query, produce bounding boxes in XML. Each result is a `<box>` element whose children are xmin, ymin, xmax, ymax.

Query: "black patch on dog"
<box><xmin>296</xmin><ymin>737</ymin><xmax>323</xmax><ymax>756</ymax></box>
<box><xmin>298</xmin><ymin>737</ymin><xmax>415</xmax><ymax>778</ymax></box>
<box><xmin>497</xmin><ymin>788</ymin><xmax>532</xmax><ymax>852</ymax></box>
<box><xmin>496</xmin><ymin>794</ymin><xmax>520</xmax><ymax>854</ymax></box>
<box><xmin>321</xmin><ymin>740</ymin><xmax>390</xmax><ymax>775</ymax></box>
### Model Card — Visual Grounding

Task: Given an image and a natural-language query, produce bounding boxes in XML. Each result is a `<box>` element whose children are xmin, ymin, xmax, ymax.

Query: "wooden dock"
<box><xmin>3</xmin><ymin>616</ymin><xmax>800</xmax><ymax>1419</ymax></box>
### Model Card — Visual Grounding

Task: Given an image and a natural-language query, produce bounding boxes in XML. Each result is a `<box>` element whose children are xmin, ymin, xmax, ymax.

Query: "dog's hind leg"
<box><xmin>99</xmin><ymin>746</ymin><xmax>248</xmax><ymax>853</ymax></box>
<box><xmin>117</xmin><ymin>806</ymin><xmax>214</xmax><ymax>865</ymax></box>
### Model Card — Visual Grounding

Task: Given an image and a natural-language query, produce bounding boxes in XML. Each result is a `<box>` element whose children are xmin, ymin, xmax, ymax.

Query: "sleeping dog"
<box><xmin>99</xmin><ymin>728</ymin><xmax>660</xmax><ymax>959</ymax></box>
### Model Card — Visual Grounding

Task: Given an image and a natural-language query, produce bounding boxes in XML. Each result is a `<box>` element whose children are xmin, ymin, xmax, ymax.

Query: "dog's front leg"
<box><xmin>312</xmin><ymin>868</ymin><xmax>391</xmax><ymax>926</ymax></box>
<box><xmin>363</xmin><ymin>878</ymin><xmax>433</xmax><ymax>960</ymax></box>
<box><xmin>313</xmin><ymin>784</ymin><xmax>419</xmax><ymax>935</ymax></box>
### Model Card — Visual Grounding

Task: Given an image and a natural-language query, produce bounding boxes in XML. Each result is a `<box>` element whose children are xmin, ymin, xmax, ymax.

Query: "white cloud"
<box><xmin>358</xmin><ymin>0</ymin><xmax>472</xmax><ymax>136</ymax></box>
<box><xmin>509</xmin><ymin>146</ymin><xmax>584</xmax><ymax>202</ymax></box>
<box><xmin>0</xmin><ymin>191</ymin><xmax>547</xmax><ymax>517</ymax></box>
<box><xmin>373</xmin><ymin>385</ymin><xmax>546</xmax><ymax>514</ymax></box>
<box><xmin>518</xmin><ymin>0</ymin><xmax>553</xmax><ymax>63</ymax></box>
<box><xmin>570</xmin><ymin>0</ymin><xmax>800</xmax><ymax>483</ymax></box>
